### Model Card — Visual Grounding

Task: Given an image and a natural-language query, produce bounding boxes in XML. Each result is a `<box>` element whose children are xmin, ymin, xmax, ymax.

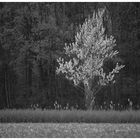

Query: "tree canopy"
<box><xmin>0</xmin><ymin>3</ymin><xmax>140</xmax><ymax>110</ymax></box>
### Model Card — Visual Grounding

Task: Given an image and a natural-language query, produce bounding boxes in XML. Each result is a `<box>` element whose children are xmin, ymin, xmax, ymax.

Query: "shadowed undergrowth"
<box><xmin>0</xmin><ymin>109</ymin><xmax>140</xmax><ymax>123</ymax></box>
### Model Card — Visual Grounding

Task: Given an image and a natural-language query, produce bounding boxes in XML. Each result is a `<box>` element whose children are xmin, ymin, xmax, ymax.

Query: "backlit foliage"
<box><xmin>57</xmin><ymin>8</ymin><xmax>124</xmax><ymax>88</ymax></box>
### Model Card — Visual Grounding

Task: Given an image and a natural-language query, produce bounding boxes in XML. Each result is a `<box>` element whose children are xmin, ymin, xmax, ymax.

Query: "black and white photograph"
<box><xmin>0</xmin><ymin>1</ymin><xmax>140</xmax><ymax>138</ymax></box>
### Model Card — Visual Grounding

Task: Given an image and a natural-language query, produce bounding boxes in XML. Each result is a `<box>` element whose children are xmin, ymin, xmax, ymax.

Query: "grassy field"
<box><xmin>0</xmin><ymin>123</ymin><xmax>140</xmax><ymax>137</ymax></box>
<box><xmin>0</xmin><ymin>109</ymin><xmax>140</xmax><ymax>123</ymax></box>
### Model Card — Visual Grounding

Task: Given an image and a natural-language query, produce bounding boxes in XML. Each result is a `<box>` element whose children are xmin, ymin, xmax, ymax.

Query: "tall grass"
<box><xmin>0</xmin><ymin>109</ymin><xmax>140</xmax><ymax>123</ymax></box>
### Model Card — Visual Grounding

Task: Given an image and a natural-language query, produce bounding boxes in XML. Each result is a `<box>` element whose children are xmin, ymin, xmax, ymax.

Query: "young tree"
<box><xmin>56</xmin><ymin>8</ymin><xmax>124</xmax><ymax>110</ymax></box>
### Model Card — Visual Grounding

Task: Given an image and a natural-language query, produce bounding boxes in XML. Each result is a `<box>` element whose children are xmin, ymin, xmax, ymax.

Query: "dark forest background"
<box><xmin>0</xmin><ymin>2</ymin><xmax>140</xmax><ymax>110</ymax></box>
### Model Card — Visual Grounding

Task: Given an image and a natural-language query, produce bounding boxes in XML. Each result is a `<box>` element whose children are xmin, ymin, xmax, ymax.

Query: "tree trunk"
<box><xmin>28</xmin><ymin>62</ymin><xmax>32</xmax><ymax>96</ymax></box>
<box><xmin>5</xmin><ymin>72</ymin><xmax>9</xmax><ymax>108</ymax></box>
<box><xmin>7</xmin><ymin>71</ymin><xmax>11</xmax><ymax>108</ymax></box>
<box><xmin>84</xmin><ymin>84</ymin><xmax>93</xmax><ymax>110</ymax></box>
<box><xmin>39</xmin><ymin>60</ymin><xmax>44</xmax><ymax>89</ymax></box>
<box><xmin>84</xmin><ymin>79</ymin><xmax>102</xmax><ymax>110</ymax></box>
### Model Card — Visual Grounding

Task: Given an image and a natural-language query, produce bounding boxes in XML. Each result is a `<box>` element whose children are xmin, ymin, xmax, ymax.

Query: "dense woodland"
<box><xmin>0</xmin><ymin>2</ymin><xmax>140</xmax><ymax>110</ymax></box>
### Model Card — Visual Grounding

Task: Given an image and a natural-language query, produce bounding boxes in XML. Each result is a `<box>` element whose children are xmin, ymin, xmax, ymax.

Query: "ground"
<box><xmin>0</xmin><ymin>123</ymin><xmax>140</xmax><ymax>138</ymax></box>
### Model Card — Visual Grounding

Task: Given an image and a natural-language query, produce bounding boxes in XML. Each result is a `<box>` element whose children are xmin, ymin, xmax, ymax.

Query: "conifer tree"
<box><xmin>56</xmin><ymin>8</ymin><xmax>124</xmax><ymax>110</ymax></box>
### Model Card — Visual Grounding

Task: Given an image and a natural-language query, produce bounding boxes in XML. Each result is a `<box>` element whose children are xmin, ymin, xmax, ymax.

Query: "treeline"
<box><xmin>0</xmin><ymin>2</ymin><xmax>140</xmax><ymax>109</ymax></box>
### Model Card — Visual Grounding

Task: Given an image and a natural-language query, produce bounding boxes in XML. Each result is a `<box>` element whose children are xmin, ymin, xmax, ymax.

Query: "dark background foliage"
<box><xmin>0</xmin><ymin>2</ymin><xmax>140</xmax><ymax>110</ymax></box>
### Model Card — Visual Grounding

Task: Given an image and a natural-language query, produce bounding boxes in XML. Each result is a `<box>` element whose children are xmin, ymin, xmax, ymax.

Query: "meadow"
<box><xmin>1</xmin><ymin>123</ymin><xmax>140</xmax><ymax>137</ymax></box>
<box><xmin>0</xmin><ymin>109</ymin><xmax>140</xmax><ymax>123</ymax></box>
